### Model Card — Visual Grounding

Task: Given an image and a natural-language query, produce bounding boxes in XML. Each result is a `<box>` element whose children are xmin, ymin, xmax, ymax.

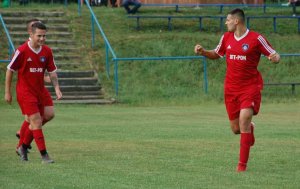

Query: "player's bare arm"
<box><xmin>268</xmin><ymin>52</ymin><xmax>280</xmax><ymax>64</ymax></box>
<box><xmin>194</xmin><ymin>44</ymin><xmax>220</xmax><ymax>59</ymax></box>
<box><xmin>49</xmin><ymin>72</ymin><xmax>62</xmax><ymax>100</ymax></box>
<box><xmin>5</xmin><ymin>70</ymin><xmax>13</xmax><ymax>104</ymax></box>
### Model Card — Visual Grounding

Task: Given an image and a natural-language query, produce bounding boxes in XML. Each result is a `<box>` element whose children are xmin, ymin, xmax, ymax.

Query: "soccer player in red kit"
<box><xmin>15</xmin><ymin>19</ymin><xmax>52</xmax><ymax>153</ymax></box>
<box><xmin>194</xmin><ymin>8</ymin><xmax>280</xmax><ymax>172</ymax></box>
<box><xmin>5</xmin><ymin>22</ymin><xmax>62</xmax><ymax>163</ymax></box>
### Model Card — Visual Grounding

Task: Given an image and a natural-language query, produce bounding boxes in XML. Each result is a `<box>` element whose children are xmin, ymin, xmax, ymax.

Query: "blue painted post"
<box><xmin>220</xmin><ymin>17</ymin><xmax>224</xmax><ymax>32</ymax></box>
<box><xmin>263</xmin><ymin>4</ymin><xmax>266</xmax><ymax>13</ymax></box>
<box><xmin>114</xmin><ymin>59</ymin><xmax>119</xmax><ymax>96</ymax></box>
<box><xmin>137</xmin><ymin>17</ymin><xmax>140</xmax><ymax>30</ymax></box>
<box><xmin>298</xmin><ymin>17</ymin><xmax>300</xmax><ymax>33</ymax></box>
<box><xmin>64</xmin><ymin>0</ymin><xmax>67</xmax><ymax>7</ymax></box>
<box><xmin>203</xmin><ymin>57</ymin><xmax>208</xmax><ymax>94</ymax></box>
<box><xmin>175</xmin><ymin>4</ymin><xmax>179</xmax><ymax>12</ymax></box>
<box><xmin>219</xmin><ymin>5</ymin><xmax>224</xmax><ymax>13</ymax></box>
<box><xmin>105</xmin><ymin>43</ymin><xmax>110</xmax><ymax>78</ymax></box>
<box><xmin>168</xmin><ymin>17</ymin><xmax>172</xmax><ymax>30</ymax></box>
<box><xmin>273</xmin><ymin>17</ymin><xmax>277</xmax><ymax>32</ymax></box>
<box><xmin>91</xmin><ymin>16</ymin><xmax>95</xmax><ymax>47</ymax></box>
<box><xmin>78</xmin><ymin>0</ymin><xmax>81</xmax><ymax>16</ymax></box>
<box><xmin>246</xmin><ymin>17</ymin><xmax>250</xmax><ymax>29</ymax></box>
<box><xmin>199</xmin><ymin>17</ymin><xmax>202</xmax><ymax>31</ymax></box>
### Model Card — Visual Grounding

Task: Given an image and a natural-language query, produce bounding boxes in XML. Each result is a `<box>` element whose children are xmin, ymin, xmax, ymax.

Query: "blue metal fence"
<box><xmin>0</xmin><ymin>14</ymin><xmax>15</xmax><ymax>63</ymax></box>
<box><xmin>80</xmin><ymin>0</ymin><xmax>208</xmax><ymax>96</ymax></box>
<box><xmin>141</xmin><ymin>3</ymin><xmax>295</xmax><ymax>14</ymax></box>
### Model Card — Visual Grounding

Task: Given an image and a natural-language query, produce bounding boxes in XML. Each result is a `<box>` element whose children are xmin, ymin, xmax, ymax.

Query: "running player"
<box><xmin>15</xmin><ymin>18</ymin><xmax>51</xmax><ymax>153</ymax></box>
<box><xmin>194</xmin><ymin>8</ymin><xmax>280</xmax><ymax>172</ymax></box>
<box><xmin>5</xmin><ymin>22</ymin><xmax>62</xmax><ymax>163</ymax></box>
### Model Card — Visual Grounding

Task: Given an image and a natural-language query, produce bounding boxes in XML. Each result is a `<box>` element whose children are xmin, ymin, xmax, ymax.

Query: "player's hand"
<box><xmin>55</xmin><ymin>90</ymin><xmax>63</xmax><ymax>100</ymax></box>
<box><xmin>5</xmin><ymin>92</ymin><xmax>12</xmax><ymax>104</ymax></box>
<box><xmin>268</xmin><ymin>53</ymin><xmax>280</xmax><ymax>64</ymax></box>
<box><xmin>194</xmin><ymin>44</ymin><xmax>204</xmax><ymax>55</ymax></box>
<box><xmin>44</xmin><ymin>75</ymin><xmax>51</xmax><ymax>83</ymax></box>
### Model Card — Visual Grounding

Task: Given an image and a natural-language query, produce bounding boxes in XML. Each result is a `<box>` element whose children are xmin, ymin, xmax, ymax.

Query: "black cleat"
<box><xmin>17</xmin><ymin>146</ymin><xmax>28</xmax><ymax>161</ymax></box>
<box><xmin>16</xmin><ymin>133</ymin><xmax>32</xmax><ymax>150</ymax></box>
<box><xmin>41</xmin><ymin>153</ymin><xmax>54</xmax><ymax>164</ymax></box>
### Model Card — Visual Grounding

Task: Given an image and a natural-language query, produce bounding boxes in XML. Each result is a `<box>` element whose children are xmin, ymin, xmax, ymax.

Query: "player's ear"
<box><xmin>234</xmin><ymin>18</ymin><xmax>239</xmax><ymax>24</ymax></box>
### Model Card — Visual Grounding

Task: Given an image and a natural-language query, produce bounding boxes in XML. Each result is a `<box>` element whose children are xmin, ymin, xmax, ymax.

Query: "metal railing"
<box><xmin>0</xmin><ymin>14</ymin><xmax>15</xmax><ymax>63</ymax></box>
<box><xmin>141</xmin><ymin>3</ymin><xmax>296</xmax><ymax>13</ymax></box>
<box><xmin>80</xmin><ymin>0</ymin><xmax>208</xmax><ymax>96</ymax></box>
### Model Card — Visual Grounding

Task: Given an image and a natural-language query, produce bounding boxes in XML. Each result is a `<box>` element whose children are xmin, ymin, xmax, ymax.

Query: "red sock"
<box><xmin>239</xmin><ymin>133</ymin><xmax>252</xmax><ymax>166</ymax></box>
<box><xmin>23</xmin><ymin>127</ymin><xmax>34</xmax><ymax>146</ymax></box>
<box><xmin>32</xmin><ymin>129</ymin><xmax>47</xmax><ymax>152</ymax></box>
<box><xmin>17</xmin><ymin>121</ymin><xmax>30</xmax><ymax>148</ymax></box>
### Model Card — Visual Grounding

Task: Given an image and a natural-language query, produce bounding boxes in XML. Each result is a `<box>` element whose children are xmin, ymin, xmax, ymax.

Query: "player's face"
<box><xmin>225</xmin><ymin>14</ymin><xmax>237</xmax><ymax>32</ymax></box>
<box><xmin>30</xmin><ymin>28</ymin><xmax>46</xmax><ymax>47</ymax></box>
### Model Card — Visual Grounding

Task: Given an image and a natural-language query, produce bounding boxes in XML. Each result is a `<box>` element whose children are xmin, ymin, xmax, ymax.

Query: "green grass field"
<box><xmin>0</xmin><ymin>2</ymin><xmax>299</xmax><ymax>188</ymax></box>
<box><xmin>1</xmin><ymin>102</ymin><xmax>299</xmax><ymax>189</ymax></box>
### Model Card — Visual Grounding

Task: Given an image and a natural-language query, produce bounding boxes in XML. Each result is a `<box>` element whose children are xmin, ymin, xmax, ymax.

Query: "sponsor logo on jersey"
<box><xmin>40</xmin><ymin>56</ymin><xmax>46</xmax><ymax>63</ymax></box>
<box><xmin>229</xmin><ymin>54</ymin><xmax>247</xmax><ymax>61</ymax></box>
<box><xmin>27</xmin><ymin>57</ymin><xmax>32</xmax><ymax>62</ymax></box>
<box><xmin>242</xmin><ymin>44</ymin><xmax>249</xmax><ymax>51</ymax></box>
<box><xmin>30</xmin><ymin>68</ymin><xmax>43</xmax><ymax>73</ymax></box>
<box><xmin>227</xmin><ymin>45</ymin><xmax>231</xmax><ymax>49</ymax></box>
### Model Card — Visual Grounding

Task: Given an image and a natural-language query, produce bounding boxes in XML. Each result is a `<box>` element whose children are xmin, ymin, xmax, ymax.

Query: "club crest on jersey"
<box><xmin>242</xmin><ymin>44</ymin><xmax>249</xmax><ymax>51</ymax></box>
<box><xmin>40</xmin><ymin>56</ymin><xmax>46</xmax><ymax>63</ymax></box>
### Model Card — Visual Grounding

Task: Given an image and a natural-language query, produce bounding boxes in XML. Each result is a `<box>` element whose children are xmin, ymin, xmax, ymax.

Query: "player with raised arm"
<box><xmin>194</xmin><ymin>8</ymin><xmax>280</xmax><ymax>172</ymax></box>
<box><xmin>5</xmin><ymin>22</ymin><xmax>62</xmax><ymax>163</ymax></box>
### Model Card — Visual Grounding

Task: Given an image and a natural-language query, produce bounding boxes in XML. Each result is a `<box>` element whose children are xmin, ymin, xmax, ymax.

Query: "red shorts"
<box><xmin>224</xmin><ymin>87</ymin><xmax>261</xmax><ymax>120</ymax></box>
<box><xmin>17</xmin><ymin>87</ymin><xmax>53</xmax><ymax>116</ymax></box>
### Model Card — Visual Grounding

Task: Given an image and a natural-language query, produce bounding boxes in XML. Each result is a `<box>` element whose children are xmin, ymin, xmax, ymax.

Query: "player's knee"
<box><xmin>231</xmin><ymin>125</ymin><xmax>240</xmax><ymax>134</ymax></box>
<box><xmin>30</xmin><ymin>118</ymin><xmax>43</xmax><ymax>129</ymax></box>
<box><xmin>44</xmin><ymin>113</ymin><xmax>55</xmax><ymax>122</ymax></box>
<box><xmin>232</xmin><ymin>128</ymin><xmax>240</xmax><ymax>134</ymax></box>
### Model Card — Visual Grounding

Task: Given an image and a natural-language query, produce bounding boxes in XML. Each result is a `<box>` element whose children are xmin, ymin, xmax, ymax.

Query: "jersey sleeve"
<box><xmin>257</xmin><ymin>35</ymin><xmax>276</xmax><ymax>57</ymax></box>
<box><xmin>7</xmin><ymin>49</ymin><xmax>22</xmax><ymax>72</ymax></box>
<box><xmin>46</xmin><ymin>48</ymin><xmax>57</xmax><ymax>73</ymax></box>
<box><xmin>214</xmin><ymin>34</ymin><xmax>226</xmax><ymax>57</ymax></box>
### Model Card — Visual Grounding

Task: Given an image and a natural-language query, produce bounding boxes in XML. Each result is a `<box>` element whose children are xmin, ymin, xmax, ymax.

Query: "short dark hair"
<box><xmin>229</xmin><ymin>8</ymin><xmax>245</xmax><ymax>23</ymax></box>
<box><xmin>26</xmin><ymin>18</ymin><xmax>41</xmax><ymax>30</ymax></box>
<box><xmin>31</xmin><ymin>22</ymin><xmax>47</xmax><ymax>33</ymax></box>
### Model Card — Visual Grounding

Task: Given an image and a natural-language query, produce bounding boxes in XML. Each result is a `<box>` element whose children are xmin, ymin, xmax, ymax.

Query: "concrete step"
<box><xmin>54</xmin><ymin>99</ymin><xmax>116</xmax><ymax>104</ymax></box>
<box><xmin>6</xmin><ymin>24</ymin><xmax>69</xmax><ymax>32</ymax></box>
<box><xmin>10</xmin><ymin>32</ymin><xmax>73</xmax><ymax>39</ymax></box>
<box><xmin>53</xmin><ymin>94</ymin><xmax>104</xmax><ymax>100</ymax></box>
<box><xmin>55</xmin><ymin>62</ymin><xmax>82</xmax><ymax>69</ymax></box>
<box><xmin>56</xmin><ymin>70</ymin><xmax>96</xmax><ymax>78</ymax></box>
<box><xmin>1</xmin><ymin>11</ymin><xmax>65</xmax><ymax>17</ymax></box>
<box><xmin>46</xmin><ymin>85</ymin><xmax>102</xmax><ymax>92</ymax></box>
<box><xmin>50</xmin><ymin>90</ymin><xmax>104</xmax><ymax>96</ymax></box>
<box><xmin>13</xmin><ymin>39</ymin><xmax>75</xmax><ymax>46</ymax></box>
<box><xmin>3</xmin><ymin>17</ymin><xmax>69</xmax><ymax>25</ymax></box>
<box><xmin>54</xmin><ymin>54</ymin><xmax>81</xmax><ymax>61</ymax></box>
<box><xmin>46</xmin><ymin>77</ymin><xmax>99</xmax><ymax>86</ymax></box>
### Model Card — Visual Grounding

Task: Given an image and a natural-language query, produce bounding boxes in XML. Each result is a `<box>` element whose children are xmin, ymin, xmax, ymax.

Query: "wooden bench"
<box><xmin>264</xmin><ymin>82</ymin><xmax>300</xmax><ymax>95</ymax></box>
<box><xmin>128</xmin><ymin>15</ymin><xmax>300</xmax><ymax>32</ymax></box>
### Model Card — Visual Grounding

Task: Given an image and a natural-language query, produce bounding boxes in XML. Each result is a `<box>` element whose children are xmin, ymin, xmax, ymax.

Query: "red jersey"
<box><xmin>7</xmin><ymin>41</ymin><xmax>57</xmax><ymax>97</ymax></box>
<box><xmin>214</xmin><ymin>29</ymin><xmax>276</xmax><ymax>93</ymax></box>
